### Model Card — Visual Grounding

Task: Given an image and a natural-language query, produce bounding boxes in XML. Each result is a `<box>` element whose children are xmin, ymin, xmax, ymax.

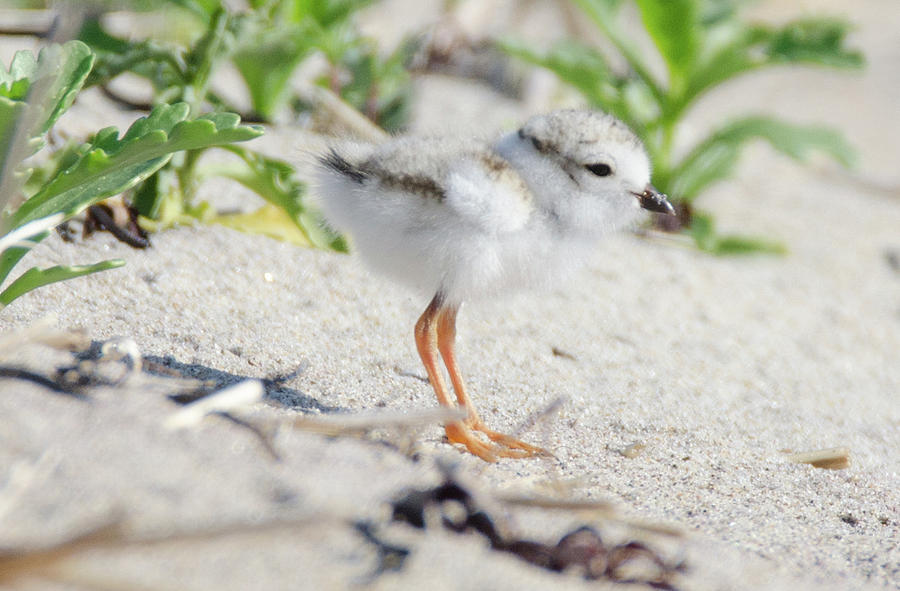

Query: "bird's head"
<box><xmin>501</xmin><ymin>109</ymin><xmax>674</xmax><ymax>234</ymax></box>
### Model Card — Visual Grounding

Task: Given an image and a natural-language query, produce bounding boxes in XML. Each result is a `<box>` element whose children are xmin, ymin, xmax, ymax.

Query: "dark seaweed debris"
<box><xmin>385</xmin><ymin>478</ymin><xmax>686</xmax><ymax>588</ymax></box>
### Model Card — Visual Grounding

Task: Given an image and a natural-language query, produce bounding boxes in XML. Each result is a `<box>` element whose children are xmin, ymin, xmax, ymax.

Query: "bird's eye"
<box><xmin>585</xmin><ymin>163</ymin><xmax>612</xmax><ymax>177</ymax></box>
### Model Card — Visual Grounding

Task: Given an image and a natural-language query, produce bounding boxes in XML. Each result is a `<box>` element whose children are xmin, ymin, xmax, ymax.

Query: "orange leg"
<box><xmin>435</xmin><ymin>304</ymin><xmax>546</xmax><ymax>458</ymax></box>
<box><xmin>415</xmin><ymin>295</ymin><xmax>497</xmax><ymax>461</ymax></box>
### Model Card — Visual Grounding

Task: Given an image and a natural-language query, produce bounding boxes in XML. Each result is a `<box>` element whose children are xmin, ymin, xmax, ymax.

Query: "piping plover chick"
<box><xmin>315</xmin><ymin>109</ymin><xmax>673</xmax><ymax>462</ymax></box>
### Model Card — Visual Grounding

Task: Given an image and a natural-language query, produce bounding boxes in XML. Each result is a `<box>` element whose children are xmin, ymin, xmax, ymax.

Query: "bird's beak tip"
<box><xmin>635</xmin><ymin>185</ymin><xmax>675</xmax><ymax>215</ymax></box>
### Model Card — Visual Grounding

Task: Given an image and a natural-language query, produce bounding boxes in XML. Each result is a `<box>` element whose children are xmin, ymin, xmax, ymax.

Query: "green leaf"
<box><xmin>683</xmin><ymin>26</ymin><xmax>761</xmax><ymax>106</ymax></box>
<box><xmin>232</xmin><ymin>22</ymin><xmax>311</xmax><ymax>119</ymax></box>
<box><xmin>0</xmin><ymin>96</ymin><xmax>29</xmax><ymax>161</ymax></box>
<box><xmin>214</xmin><ymin>203</ymin><xmax>318</xmax><ymax>246</ymax></box>
<box><xmin>500</xmin><ymin>39</ymin><xmax>614</xmax><ymax>105</ymax></box>
<box><xmin>0</xmin><ymin>212</ymin><xmax>63</xmax><ymax>290</ymax></box>
<box><xmin>670</xmin><ymin>116</ymin><xmax>856</xmax><ymax>201</ymax></box>
<box><xmin>132</xmin><ymin>164</ymin><xmax>177</xmax><ymax>220</ymax></box>
<box><xmin>571</xmin><ymin>0</ymin><xmax>625</xmax><ymax>16</ymax></box>
<box><xmin>0</xmin><ymin>242</ymin><xmax>36</xmax><ymax>287</ymax></box>
<box><xmin>77</xmin><ymin>18</ymin><xmax>134</xmax><ymax>58</ymax></box>
<box><xmin>505</xmin><ymin>0</ymin><xmax>864</xmax><ymax>256</ymax></box>
<box><xmin>230</xmin><ymin>0</ymin><xmax>380</xmax><ymax>119</ymax></box>
<box><xmin>634</xmin><ymin>0</ymin><xmax>699</xmax><ymax>94</ymax></box>
<box><xmin>0</xmin><ymin>78</ymin><xmax>30</xmax><ymax>101</ymax></box>
<box><xmin>184</xmin><ymin>8</ymin><xmax>232</xmax><ymax>107</ymax></box>
<box><xmin>688</xmin><ymin>210</ymin><xmax>716</xmax><ymax>251</ymax></box>
<box><xmin>208</xmin><ymin>145</ymin><xmax>345</xmax><ymax>250</ymax></box>
<box><xmin>688</xmin><ymin>211</ymin><xmax>786</xmax><ymax>256</ymax></box>
<box><xmin>766</xmin><ymin>18</ymin><xmax>864</xmax><ymax>68</ymax></box>
<box><xmin>79</xmin><ymin>18</ymin><xmax>187</xmax><ymax>92</ymax></box>
<box><xmin>0</xmin><ymin>259</ymin><xmax>125</xmax><ymax>307</ymax></box>
<box><xmin>499</xmin><ymin>38</ymin><xmax>647</xmax><ymax>132</ymax></box>
<box><xmin>685</xmin><ymin>18</ymin><xmax>862</xmax><ymax>107</ymax></box>
<box><xmin>0</xmin><ymin>212</ymin><xmax>63</xmax><ymax>253</ymax></box>
<box><xmin>569</xmin><ymin>0</ymin><xmax>665</xmax><ymax>104</ymax></box>
<box><xmin>10</xmin><ymin>103</ymin><xmax>263</xmax><ymax>227</ymax></box>
<box><xmin>334</xmin><ymin>37</ymin><xmax>412</xmax><ymax>130</ymax></box>
<box><xmin>1</xmin><ymin>41</ymin><xmax>94</xmax><ymax>209</ymax></box>
<box><xmin>293</xmin><ymin>0</ymin><xmax>373</xmax><ymax>28</ymax></box>
<box><xmin>711</xmin><ymin>234</ymin><xmax>787</xmax><ymax>256</ymax></box>
<box><xmin>0</xmin><ymin>41</ymin><xmax>94</xmax><ymax>138</ymax></box>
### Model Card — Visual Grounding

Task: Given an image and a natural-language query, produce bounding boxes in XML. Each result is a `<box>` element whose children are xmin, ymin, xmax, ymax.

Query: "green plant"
<box><xmin>0</xmin><ymin>41</ymin><xmax>262</xmax><ymax>306</ymax></box>
<box><xmin>502</xmin><ymin>0</ymin><xmax>862</xmax><ymax>254</ymax></box>
<box><xmin>230</xmin><ymin>0</ymin><xmax>411</xmax><ymax>128</ymax></box>
<box><xmin>75</xmin><ymin>0</ymin><xmax>405</xmax><ymax>245</ymax></box>
<box><xmin>200</xmin><ymin>146</ymin><xmax>347</xmax><ymax>250</ymax></box>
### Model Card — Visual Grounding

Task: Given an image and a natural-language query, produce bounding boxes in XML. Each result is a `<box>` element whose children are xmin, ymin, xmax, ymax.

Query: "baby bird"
<box><xmin>315</xmin><ymin>109</ymin><xmax>673</xmax><ymax>461</ymax></box>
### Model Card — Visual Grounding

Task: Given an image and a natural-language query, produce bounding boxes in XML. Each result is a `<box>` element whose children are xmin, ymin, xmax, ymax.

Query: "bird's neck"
<box><xmin>493</xmin><ymin>132</ymin><xmax>574</xmax><ymax>232</ymax></box>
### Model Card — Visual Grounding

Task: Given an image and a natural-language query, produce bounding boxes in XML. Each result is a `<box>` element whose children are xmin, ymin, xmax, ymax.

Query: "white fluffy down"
<box><xmin>443</xmin><ymin>159</ymin><xmax>531</xmax><ymax>234</ymax></box>
<box><xmin>313</xmin><ymin>113</ymin><xmax>652</xmax><ymax>306</ymax></box>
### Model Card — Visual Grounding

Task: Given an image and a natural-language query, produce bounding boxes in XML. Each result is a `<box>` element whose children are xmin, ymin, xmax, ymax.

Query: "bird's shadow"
<box><xmin>142</xmin><ymin>354</ymin><xmax>343</xmax><ymax>413</ymax></box>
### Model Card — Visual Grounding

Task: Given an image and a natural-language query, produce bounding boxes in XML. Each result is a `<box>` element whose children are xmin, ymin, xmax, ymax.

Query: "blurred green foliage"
<box><xmin>72</xmin><ymin>0</ymin><xmax>408</xmax><ymax>247</ymax></box>
<box><xmin>0</xmin><ymin>41</ymin><xmax>261</xmax><ymax>306</ymax></box>
<box><xmin>80</xmin><ymin>0</ymin><xmax>411</xmax><ymax>127</ymax></box>
<box><xmin>502</xmin><ymin>0</ymin><xmax>863</xmax><ymax>254</ymax></box>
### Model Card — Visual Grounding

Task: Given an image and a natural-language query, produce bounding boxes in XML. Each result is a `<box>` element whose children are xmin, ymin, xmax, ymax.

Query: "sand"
<box><xmin>1</xmin><ymin>1</ymin><xmax>898</xmax><ymax>589</ymax></box>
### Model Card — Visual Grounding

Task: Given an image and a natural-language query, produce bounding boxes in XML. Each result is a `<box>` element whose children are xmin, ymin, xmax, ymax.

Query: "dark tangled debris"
<box><xmin>0</xmin><ymin>366</ymin><xmax>88</xmax><ymax>399</ymax></box>
<box><xmin>360</xmin><ymin>477</ymin><xmax>686</xmax><ymax>589</ymax></box>
<box><xmin>83</xmin><ymin>202</ymin><xmax>151</xmax><ymax>248</ymax></box>
<box><xmin>0</xmin><ymin>355</ymin><xmax>130</xmax><ymax>400</ymax></box>
<box><xmin>354</xmin><ymin>521</ymin><xmax>411</xmax><ymax>576</ymax></box>
<box><xmin>57</xmin><ymin>201</ymin><xmax>151</xmax><ymax>248</ymax></box>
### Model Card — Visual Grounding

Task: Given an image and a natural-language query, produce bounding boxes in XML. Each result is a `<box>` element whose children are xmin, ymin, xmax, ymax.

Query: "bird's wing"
<box><xmin>340</xmin><ymin>137</ymin><xmax>533</xmax><ymax>234</ymax></box>
<box><xmin>442</xmin><ymin>147</ymin><xmax>534</xmax><ymax>234</ymax></box>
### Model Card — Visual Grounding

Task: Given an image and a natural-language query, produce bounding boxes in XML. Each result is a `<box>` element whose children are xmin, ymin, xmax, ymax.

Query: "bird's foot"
<box><xmin>444</xmin><ymin>420</ymin><xmax>548</xmax><ymax>462</ymax></box>
<box><xmin>469</xmin><ymin>419</ymin><xmax>549</xmax><ymax>457</ymax></box>
<box><xmin>445</xmin><ymin>422</ymin><xmax>499</xmax><ymax>462</ymax></box>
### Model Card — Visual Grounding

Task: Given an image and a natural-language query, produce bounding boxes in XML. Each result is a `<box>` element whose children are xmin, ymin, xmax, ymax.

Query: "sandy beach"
<box><xmin>1</xmin><ymin>1</ymin><xmax>898</xmax><ymax>589</ymax></box>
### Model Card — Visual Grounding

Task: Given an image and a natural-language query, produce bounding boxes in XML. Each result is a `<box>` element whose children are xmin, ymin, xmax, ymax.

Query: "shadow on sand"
<box><xmin>140</xmin><ymin>354</ymin><xmax>344</xmax><ymax>413</ymax></box>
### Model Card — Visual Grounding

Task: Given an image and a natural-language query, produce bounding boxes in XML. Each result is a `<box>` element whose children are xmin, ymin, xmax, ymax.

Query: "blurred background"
<box><xmin>0</xmin><ymin>0</ymin><xmax>896</xmax><ymax>303</ymax></box>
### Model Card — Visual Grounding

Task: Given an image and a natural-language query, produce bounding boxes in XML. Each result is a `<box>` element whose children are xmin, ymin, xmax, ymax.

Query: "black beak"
<box><xmin>633</xmin><ymin>184</ymin><xmax>675</xmax><ymax>215</ymax></box>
